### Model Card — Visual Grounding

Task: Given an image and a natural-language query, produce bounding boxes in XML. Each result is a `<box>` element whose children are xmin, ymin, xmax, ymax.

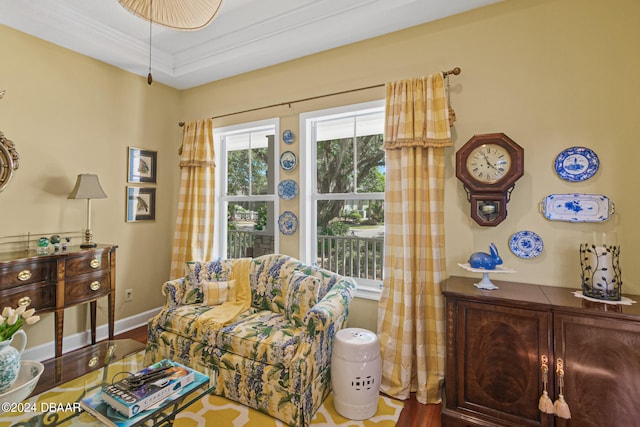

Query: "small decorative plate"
<box><xmin>278</xmin><ymin>211</ymin><xmax>298</xmax><ymax>235</ymax></box>
<box><xmin>278</xmin><ymin>179</ymin><xmax>298</xmax><ymax>200</ymax></box>
<box><xmin>282</xmin><ymin>129</ymin><xmax>295</xmax><ymax>144</ymax></box>
<box><xmin>280</xmin><ymin>151</ymin><xmax>297</xmax><ymax>171</ymax></box>
<box><xmin>509</xmin><ymin>231</ymin><xmax>544</xmax><ymax>259</ymax></box>
<box><xmin>540</xmin><ymin>193</ymin><xmax>614</xmax><ymax>222</ymax></box>
<box><xmin>554</xmin><ymin>146</ymin><xmax>599</xmax><ymax>182</ymax></box>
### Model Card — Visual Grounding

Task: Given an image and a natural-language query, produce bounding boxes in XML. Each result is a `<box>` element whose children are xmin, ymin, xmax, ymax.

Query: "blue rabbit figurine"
<box><xmin>468</xmin><ymin>243</ymin><xmax>503</xmax><ymax>270</ymax></box>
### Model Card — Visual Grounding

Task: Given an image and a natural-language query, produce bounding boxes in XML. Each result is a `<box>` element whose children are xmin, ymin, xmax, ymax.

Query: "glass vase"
<box><xmin>580</xmin><ymin>232</ymin><xmax>622</xmax><ymax>301</ymax></box>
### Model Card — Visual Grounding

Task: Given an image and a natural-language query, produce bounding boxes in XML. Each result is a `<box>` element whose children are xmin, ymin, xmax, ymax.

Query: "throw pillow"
<box><xmin>285</xmin><ymin>272</ymin><xmax>321</xmax><ymax>326</ymax></box>
<box><xmin>202</xmin><ymin>279</ymin><xmax>236</xmax><ymax>306</ymax></box>
<box><xmin>183</xmin><ymin>260</ymin><xmax>230</xmax><ymax>304</ymax></box>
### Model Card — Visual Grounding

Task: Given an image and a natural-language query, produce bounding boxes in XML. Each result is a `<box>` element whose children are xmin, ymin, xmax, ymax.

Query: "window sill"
<box><xmin>354</xmin><ymin>286</ymin><xmax>381</xmax><ymax>301</ymax></box>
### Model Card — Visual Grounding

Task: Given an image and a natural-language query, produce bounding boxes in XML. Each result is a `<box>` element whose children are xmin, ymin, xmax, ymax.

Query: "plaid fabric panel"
<box><xmin>202</xmin><ymin>280</ymin><xmax>236</xmax><ymax>305</ymax></box>
<box><xmin>170</xmin><ymin>118</ymin><xmax>216</xmax><ymax>279</ymax></box>
<box><xmin>378</xmin><ymin>73</ymin><xmax>449</xmax><ymax>405</ymax></box>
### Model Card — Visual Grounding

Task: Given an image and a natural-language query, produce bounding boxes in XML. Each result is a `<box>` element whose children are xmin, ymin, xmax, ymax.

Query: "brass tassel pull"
<box><xmin>538</xmin><ymin>355</ymin><xmax>555</xmax><ymax>414</ymax></box>
<box><xmin>554</xmin><ymin>358</ymin><xmax>572</xmax><ymax>419</ymax></box>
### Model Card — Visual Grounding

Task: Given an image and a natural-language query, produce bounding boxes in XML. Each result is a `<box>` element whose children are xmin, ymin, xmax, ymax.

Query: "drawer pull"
<box><xmin>18</xmin><ymin>296</ymin><xmax>32</xmax><ymax>307</ymax></box>
<box><xmin>90</xmin><ymin>281</ymin><xmax>101</xmax><ymax>291</ymax></box>
<box><xmin>18</xmin><ymin>270</ymin><xmax>32</xmax><ymax>281</ymax></box>
<box><xmin>90</xmin><ymin>259</ymin><xmax>100</xmax><ymax>269</ymax></box>
<box><xmin>88</xmin><ymin>356</ymin><xmax>98</xmax><ymax>368</ymax></box>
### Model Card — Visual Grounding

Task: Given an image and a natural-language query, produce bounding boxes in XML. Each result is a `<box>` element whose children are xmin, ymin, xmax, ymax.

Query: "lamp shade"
<box><xmin>118</xmin><ymin>0</ymin><xmax>224</xmax><ymax>31</ymax></box>
<box><xmin>68</xmin><ymin>174</ymin><xmax>108</xmax><ymax>200</ymax></box>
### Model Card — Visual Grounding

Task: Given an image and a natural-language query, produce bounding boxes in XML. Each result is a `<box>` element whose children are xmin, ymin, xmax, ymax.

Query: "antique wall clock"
<box><xmin>0</xmin><ymin>131</ymin><xmax>19</xmax><ymax>192</ymax></box>
<box><xmin>455</xmin><ymin>133</ymin><xmax>524</xmax><ymax>226</ymax></box>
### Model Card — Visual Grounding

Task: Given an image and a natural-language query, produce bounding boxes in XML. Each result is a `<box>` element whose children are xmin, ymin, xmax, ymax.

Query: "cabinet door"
<box><xmin>554</xmin><ymin>313</ymin><xmax>640</xmax><ymax>427</ymax></box>
<box><xmin>445</xmin><ymin>299</ymin><xmax>552</xmax><ymax>427</ymax></box>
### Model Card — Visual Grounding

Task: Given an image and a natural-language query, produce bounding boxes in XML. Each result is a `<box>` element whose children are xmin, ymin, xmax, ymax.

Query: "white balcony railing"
<box><xmin>317</xmin><ymin>235</ymin><xmax>383</xmax><ymax>281</ymax></box>
<box><xmin>227</xmin><ymin>230</ymin><xmax>383</xmax><ymax>282</ymax></box>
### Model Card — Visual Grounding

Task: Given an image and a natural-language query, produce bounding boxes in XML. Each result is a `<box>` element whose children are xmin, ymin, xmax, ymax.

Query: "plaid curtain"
<box><xmin>169</xmin><ymin>118</ymin><xmax>216</xmax><ymax>279</ymax></box>
<box><xmin>377</xmin><ymin>74</ymin><xmax>451</xmax><ymax>404</ymax></box>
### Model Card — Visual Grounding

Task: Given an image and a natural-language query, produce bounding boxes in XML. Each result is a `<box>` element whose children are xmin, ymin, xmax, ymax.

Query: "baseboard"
<box><xmin>22</xmin><ymin>306</ymin><xmax>161</xmax><ymax>361</ymax></box>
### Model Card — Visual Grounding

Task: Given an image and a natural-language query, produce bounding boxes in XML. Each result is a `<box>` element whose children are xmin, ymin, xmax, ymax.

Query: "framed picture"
<box><xmin>126</xmin><ymin>187</ymin><xmax>156</xmax><ymax>222</ymax></box>
<box><xmin>128</xmin><ymin>147</ymin><xmax>157</xmax><ymax>183</ymax></box>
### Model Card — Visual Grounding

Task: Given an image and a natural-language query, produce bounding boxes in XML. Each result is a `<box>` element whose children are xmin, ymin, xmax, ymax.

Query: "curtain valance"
<box><xmin>179</xmin><ymin>118</ymin><xmax>216</xmax><ymax>168</ymax></box>
<box><xmin>384</xmin><ymin>74</ymin><xmax>452</xmax><ymax>150</ymax></box>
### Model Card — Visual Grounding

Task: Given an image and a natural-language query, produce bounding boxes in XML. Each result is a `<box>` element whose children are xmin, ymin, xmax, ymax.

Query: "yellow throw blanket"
<box><xmin>193</xmin><ymin>258</ymin><xmax>252</xmax><ymax>329</ymax></box>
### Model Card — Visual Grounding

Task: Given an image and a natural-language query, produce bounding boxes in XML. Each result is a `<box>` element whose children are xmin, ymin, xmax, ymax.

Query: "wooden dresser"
<box><xmin>0</xmin><ymin>244</ymin><xmax>117</xmax><ymax>357</ymax></box>
<box><xmin>442</xmin><ymin>275</ymin><xmax>640</xmax><ymax>427</ymax></box>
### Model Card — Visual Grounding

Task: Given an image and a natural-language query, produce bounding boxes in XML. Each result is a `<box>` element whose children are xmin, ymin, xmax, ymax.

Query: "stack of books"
<box><xmin>80</xmin><ymin>359</ymin><xmax>209</xmax><ymax>427</ymax></box>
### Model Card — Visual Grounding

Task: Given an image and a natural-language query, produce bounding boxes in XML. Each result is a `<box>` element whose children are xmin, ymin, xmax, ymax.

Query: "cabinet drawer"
<box><xmin>0</xmin><ymin>261</ymin><xmax>56</xmax><ymax>288</ymax></box>
<box><xmin>0</xmin><ymin>281</ymin><xmax>56</xmax><ymax>312</ymax></box>
<box><xmin>64</xmin><ymin>272</ymin><xmax>110</xmax><ymax>305</ymax></box>
<box><xmin>65</xmin><ymin>251</ymin><xmax>109</xmax><ymax>277</ymax></box>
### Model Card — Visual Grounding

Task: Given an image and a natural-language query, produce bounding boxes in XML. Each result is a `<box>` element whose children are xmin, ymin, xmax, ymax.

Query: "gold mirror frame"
<box><xmin>0</xmin><ymin>131</ymin><xmax>19</xmax><ymax>192</ymax></box>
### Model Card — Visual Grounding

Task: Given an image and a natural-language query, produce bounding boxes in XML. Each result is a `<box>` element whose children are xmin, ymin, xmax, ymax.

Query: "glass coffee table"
<box><xmin>0</xmin><ymin>339</ymin><xmax>216</xmax><ymax>426</ymax></box>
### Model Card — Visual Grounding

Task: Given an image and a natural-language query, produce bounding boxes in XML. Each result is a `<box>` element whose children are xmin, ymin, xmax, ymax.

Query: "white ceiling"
<box><xmin>0</xmin><ymin>0</ymin><xmax>500</xmax><ymax>90</ymax></box>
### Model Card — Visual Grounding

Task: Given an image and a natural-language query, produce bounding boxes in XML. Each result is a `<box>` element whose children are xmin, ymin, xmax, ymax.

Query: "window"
<box><xmin>301</xmin><ymin>101</ymin><xmax>385</xmax><ymax>299</ymax></box>
<box><xmin>214</xmin><ymin>119</ymin><xmax>279</xmax><ymax>259</ymax></box>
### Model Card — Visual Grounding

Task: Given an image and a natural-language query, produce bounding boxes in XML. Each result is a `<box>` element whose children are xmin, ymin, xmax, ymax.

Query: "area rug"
<box><xmin>174</xmin><ymin>393</ymin><xmax>403</xmax><ymax>427</ymax></box>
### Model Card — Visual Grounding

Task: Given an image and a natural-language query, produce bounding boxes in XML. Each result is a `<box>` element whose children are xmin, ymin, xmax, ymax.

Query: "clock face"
<box><xmin>465</xmin><ymin>144</ymin><xmax>512</xmax><ymax>184</ymax></box>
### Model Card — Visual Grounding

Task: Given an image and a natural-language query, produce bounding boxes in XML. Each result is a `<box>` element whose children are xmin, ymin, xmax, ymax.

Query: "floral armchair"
<box><xmin>144</xmin><ymin>254</ymin><xmax>356</xmax><ymax>426</ymax></box>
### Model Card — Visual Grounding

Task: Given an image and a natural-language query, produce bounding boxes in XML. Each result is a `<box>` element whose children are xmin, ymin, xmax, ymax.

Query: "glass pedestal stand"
<box><xmin>457</xmin><ymin>263</ymin><xmax>515</xmax><ymax>290</ymax></box>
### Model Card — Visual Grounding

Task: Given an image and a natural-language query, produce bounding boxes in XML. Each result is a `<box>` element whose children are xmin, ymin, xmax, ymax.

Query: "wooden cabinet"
<box><xmin>0</xmin><ymin>244</ymin><xmax>117</xmax><ymax>357</ymax></box>
<box><xmin>442</xmin><ymin>276</ymin><xmax>640</xmax><ymax>427</ymax></box>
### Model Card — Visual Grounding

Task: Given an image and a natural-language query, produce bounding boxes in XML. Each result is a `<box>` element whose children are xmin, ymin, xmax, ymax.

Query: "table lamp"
<box><xmin>68</xmin><ymin>174</ymin><xmax>107</xmax><ymax>248</ymax></box>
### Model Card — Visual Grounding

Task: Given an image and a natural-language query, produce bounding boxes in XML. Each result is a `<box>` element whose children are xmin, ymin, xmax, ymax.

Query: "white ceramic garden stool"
<box><xmin>331</xmin><ymin>327</ymin><xmax>381</xmax><ymax>420</ymax></box>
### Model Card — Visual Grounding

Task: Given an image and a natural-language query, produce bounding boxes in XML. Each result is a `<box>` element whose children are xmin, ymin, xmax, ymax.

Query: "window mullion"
<box><xmin>352</xmin><ymin>118</ymin><xmax>358</xmax><ymax>193</ymax></box>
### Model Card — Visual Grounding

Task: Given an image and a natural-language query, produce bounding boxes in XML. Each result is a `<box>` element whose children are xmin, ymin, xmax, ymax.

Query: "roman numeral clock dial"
<box><xmin>455</xmin><ymin>133</ymin><xmax>524</xmax><ymax>226</ymax></box>
<box><xmin>466</xmin><ymin>145</ymin><xmax>512</xmax><ymax>183</ymax></box>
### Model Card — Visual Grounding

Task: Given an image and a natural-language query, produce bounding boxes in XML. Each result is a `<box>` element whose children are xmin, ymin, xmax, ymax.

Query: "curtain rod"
<box><xmin>178</xmin><ymin>67</ymin><xmax>460</xmax><ymax>126</ymax></box>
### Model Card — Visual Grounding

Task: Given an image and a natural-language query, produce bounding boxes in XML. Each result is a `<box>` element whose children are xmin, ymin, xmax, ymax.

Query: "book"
<box><xmin>100</xmin><ymin>359</ymin><xmax>195</xmax><ymax>418</ymax></box>
<box><xmin>80</xmin><ymin>367</ymin><xmax>210</xmax><ymax>427</ymax></box>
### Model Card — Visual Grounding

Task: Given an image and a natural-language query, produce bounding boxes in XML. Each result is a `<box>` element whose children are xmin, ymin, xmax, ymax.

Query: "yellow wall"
<box><xmin>2</xmin><ymin>0</ymin><xmax>639</xmax><ymax>340</ymax></box>
<box><xmin>180</xmin><ymin>0</ymin><xmax>640</xmax><ymax>330</ymax></box>
<box><xmin>0</xmin><ymin>26</ymin><xmax>182</xmax><ymax>347</ymax></box>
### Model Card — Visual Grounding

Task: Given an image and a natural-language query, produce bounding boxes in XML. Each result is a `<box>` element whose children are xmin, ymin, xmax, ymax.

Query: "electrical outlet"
<box><xmin>125</xmin><ymin>289</ymin><xmax>133</xmax><ymax>302</ymax></box>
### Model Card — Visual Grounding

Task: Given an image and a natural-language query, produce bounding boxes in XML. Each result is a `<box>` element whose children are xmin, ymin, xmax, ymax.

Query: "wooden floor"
<box><xmin>115</xmin><ymin>326</ymin><xmax>441</xmax><ymax>427</ymax></box>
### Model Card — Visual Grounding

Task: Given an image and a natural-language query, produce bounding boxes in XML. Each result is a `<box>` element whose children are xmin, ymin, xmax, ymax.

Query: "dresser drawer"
<box><xmin>0</xmin><ymin>260</ymin><xmax>56</xmax><ymax>288</ymax></box>
<box><xmin>0</xmin><ymin>281</ymin><xmax>56</xmax><ymax>312</ymax></box>
<box><xmin>64</xmin><ymin>271</ymin><xmax>110</xmax><ymax>305</ymax></box>
<box><xmin>65</xmin><ymin>251</ymin><xmax>109</xmax><ymax>277</ymax></box>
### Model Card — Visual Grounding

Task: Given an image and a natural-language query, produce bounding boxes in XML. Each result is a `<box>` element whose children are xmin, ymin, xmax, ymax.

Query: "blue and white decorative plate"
<box><xmin>282</xmin><ymin>129</ymin><xmax>295</xmax><ymax>144</ymax></box>
<box><xmin>509</xmin><ymin>231</ymin><xmax>544</xmax><ymax>259</ymax></box>
<box><xmin>554</xmin><ymin>146</ymin><xmax>599</xmax><ymax>182</ymax></box>
<box><xmin>540</xmin><ymin>193</ymin><xmax>614</xmax><ymax>222</ymax></box>
<box><xmin>278</xmin><ymin>211</ymin><xmax>298</xmax><ymax>235</ymax></box>
<box><xmin>278</xmin><ymin>179</ymin><xmax>298</xmax><ymax>200</ymax></box>
<box><xmin>280</xmin><ymin>151</ymin><xmax>297</xmax><ymax>171</ymax></box>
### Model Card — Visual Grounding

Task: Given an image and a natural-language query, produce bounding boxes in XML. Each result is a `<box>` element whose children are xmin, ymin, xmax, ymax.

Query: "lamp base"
<box><xmin>81</xmin><ymin>228</ymin><xmax>96</xmax><ymax>249</ymax></box>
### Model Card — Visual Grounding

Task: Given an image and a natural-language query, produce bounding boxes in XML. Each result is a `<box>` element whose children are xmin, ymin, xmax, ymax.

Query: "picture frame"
<box><xmin>126</xmin><ymin>187</ymin><xmax>156</xmax><ymax>222</ymax></box>
<box><xmin>128</xmin><ymin>147</ymin><xmax>157</xmax><ymax>183</ymax></box>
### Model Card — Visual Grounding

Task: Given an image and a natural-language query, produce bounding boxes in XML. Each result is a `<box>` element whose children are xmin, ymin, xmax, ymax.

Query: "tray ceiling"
<box><xmin>0</xmin><ymin>0</ymin><xmax>500</xmax><ymax>89</ymax></box>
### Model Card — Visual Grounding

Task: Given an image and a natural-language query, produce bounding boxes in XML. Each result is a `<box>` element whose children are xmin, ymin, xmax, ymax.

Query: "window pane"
<box><xmin>316</xmin><ymin>138</ymin><xmax>354</xmax><ymax>193</ymax></box>
<box><xmin>316</xmin><ymin>199</ymin><xmax>384</xmax><ymax>281</ymax></box>
<box><xmin>356</xmin><ymin>134</ymin><xmax>385</xmax><ymax>193</ymax></box>
<box><xmin>250</xmin><ymin>146</ymin><xmax>269</xmax><ymax>195</ymax></box>
<box><xmin>227</xmin><ymin>201</ymin><xmax>275</xmax><ymax>258</ymax></box>
<box><xmin>226</xmin><ymin>132</ymin><xmax>274</xmax><ymax>196</ymax></box>
<box><xmin>227</xmin><ymin>149</ymin><xmax>250</xmax><ymax>195</ymax></box>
